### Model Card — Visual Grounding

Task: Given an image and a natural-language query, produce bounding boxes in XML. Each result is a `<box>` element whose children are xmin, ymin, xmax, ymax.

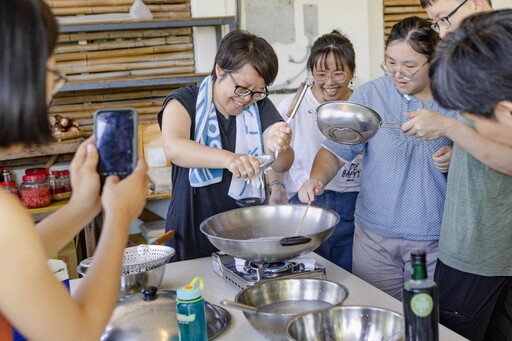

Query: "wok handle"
<box><xmin>280</xmin><ymin>236</ymin><xmax>312</xmax><ymax>246</ymax></box>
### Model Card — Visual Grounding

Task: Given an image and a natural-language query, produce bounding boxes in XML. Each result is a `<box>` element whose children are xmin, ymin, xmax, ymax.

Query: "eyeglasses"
<box><xmin>47</xmin><ymin>68</ymin><xmax>67</xmax><ymax>95</ymax></box>
<box><xmin>380</xmin><ymin>61</ymin><xmax>428</xmax><ymax>81</ymax></box>
<box><xmin>312</xmin><ymin>71</ymin><xmax>348</xmax><ymax>84</ymax></box>
<box><xmin>226</xmin><ymin>72</ymin><xmax>268</xmax><ymax>101</ymax></box>
<box><xmin>431</xmin><ymin>0</ymin><xmax>469</xmax><ymax>33</ymax></box>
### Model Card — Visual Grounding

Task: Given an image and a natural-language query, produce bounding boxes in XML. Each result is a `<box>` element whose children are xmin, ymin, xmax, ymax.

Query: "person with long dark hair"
<box><xmin>0</xmin><ymin>1</ymin><xmax>148</xmax><ymax>339</ymax></box>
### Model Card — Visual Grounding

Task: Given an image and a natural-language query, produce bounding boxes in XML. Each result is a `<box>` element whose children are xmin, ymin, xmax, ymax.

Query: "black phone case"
<box><xmin>93</xmin><ymin>108</ymin><xmax>138</xmax><ymax>185</ymax></box>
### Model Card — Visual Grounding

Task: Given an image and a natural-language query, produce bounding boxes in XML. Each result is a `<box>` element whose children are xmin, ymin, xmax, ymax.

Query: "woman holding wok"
<box><xmin>158</xmin><ymin>30</ymin><xmax>294</xmax><ymax>261</ymax></box>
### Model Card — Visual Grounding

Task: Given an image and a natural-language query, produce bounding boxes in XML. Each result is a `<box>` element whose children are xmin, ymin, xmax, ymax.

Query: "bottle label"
<box><xmin>410</xmin><ymin>293</ymin><xmax>434</xmax><ymax>317</ymax></box>
<box><xmin>177</xmin><ymin>313</ymin><xmax>196</xmax><ymax>323</ymax></box>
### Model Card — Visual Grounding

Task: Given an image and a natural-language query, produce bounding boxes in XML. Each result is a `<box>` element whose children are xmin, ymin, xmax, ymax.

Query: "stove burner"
<box><xmin>212</xmin><ymin>252</ymin><xmax>326</xmax><ymax>289</ymax></box>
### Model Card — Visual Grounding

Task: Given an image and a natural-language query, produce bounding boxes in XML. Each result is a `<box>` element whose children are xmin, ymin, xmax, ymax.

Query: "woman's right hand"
<box><xmin>101</xmin><ymin>159</ymin><xmax>149</xmax><ymax>223</ymax></box>
<box><xmin>298</xmin><ymin>178</ymin><xmax>324</xmax><ymax>203</ymax></box>
<box><xmin>227</xmin><ymin>153</ymin><xmax>262</xmax><ymax>179</ymax></box>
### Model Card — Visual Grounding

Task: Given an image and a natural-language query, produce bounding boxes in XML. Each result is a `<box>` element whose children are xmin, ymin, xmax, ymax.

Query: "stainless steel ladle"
<box><xmin>259</xmin><ymin>79</ymin><xmax>311</xmax><ymax>170</ymax></box>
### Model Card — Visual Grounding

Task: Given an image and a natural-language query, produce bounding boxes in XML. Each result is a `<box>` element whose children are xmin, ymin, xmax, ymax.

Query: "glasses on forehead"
<box><xmin>47</xmin><ymin>68</ymin><xmax>67</xmax><ymax>95</ymax></box>
<box><xmin>226</xmin><ymin>72</ymin><xmax>269</xmax><ymax>101</ymax></box>
<box><xmin>431</xmin><ymin>0</ymin><xmax>469</xmax><ymax>33</ymax></box>
<box><xmin>312</xmin><ymin>71</ymin><xmax>348</xmax><ymax>84</ymax></box>
<box><xmin>380</xmin><ymin>61</ymin><xmax>428</xmax><ymax>81</ymax></box>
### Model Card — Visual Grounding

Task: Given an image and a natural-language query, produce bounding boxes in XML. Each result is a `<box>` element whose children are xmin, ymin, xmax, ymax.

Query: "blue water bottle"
<box><xmin>176</xmin><ymin>276</ymin><xmax>208</xmax><ymax>341</ymax></box>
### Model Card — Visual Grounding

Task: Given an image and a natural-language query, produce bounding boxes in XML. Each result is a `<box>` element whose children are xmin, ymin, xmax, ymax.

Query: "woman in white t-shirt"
<box><xmin>267</xmin><ymin>30</ymin><xmax>362</xmax><ymax>272</ymax></box>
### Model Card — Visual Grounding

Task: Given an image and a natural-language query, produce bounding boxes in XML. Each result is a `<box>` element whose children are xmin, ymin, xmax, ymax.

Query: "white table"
<box><xmin>71</xmin><ymin>253</ymin><xmax>467</xmax><ymax>340</ymax></box>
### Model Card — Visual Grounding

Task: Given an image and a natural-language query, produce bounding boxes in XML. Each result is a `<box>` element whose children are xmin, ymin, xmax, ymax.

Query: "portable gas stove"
<box><xmin>212</xmin><ymin>251</ymin><xmax>326</xmax><ymax>289</ymax></box>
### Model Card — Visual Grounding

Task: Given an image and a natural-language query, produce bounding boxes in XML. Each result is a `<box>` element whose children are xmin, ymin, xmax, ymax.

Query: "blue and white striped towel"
<box><xmin>189</xmin><ymin>76</ymin><xmax>266</xmax><ymax>200</ymax></box>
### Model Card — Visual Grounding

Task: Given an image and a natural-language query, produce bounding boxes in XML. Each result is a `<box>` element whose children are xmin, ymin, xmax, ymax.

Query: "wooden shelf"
<box><xmin>0</xmin><ymin>138</ymin><xmax>83</xmax><ymax>162</ymax></box>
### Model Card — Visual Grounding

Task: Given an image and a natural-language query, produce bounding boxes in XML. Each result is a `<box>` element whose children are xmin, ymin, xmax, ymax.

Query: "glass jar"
<box><xmin>48</xmin><ymin>171</ymin><xmax>64</xmax><ymax>195</ymax></box>
<box><xmin>0</xmin><ymin>181</ymin><xmax>19</xmax><ymax>196</ymax></box>
<box><xmin>20</xmin><ymin>174</ymin><xmax>51</xmax><ymax>208</ymax></box>
<box><xmin>59</xmin><ymin>170</ymin><xmax>72</xmax><ymax>193</ymax></box>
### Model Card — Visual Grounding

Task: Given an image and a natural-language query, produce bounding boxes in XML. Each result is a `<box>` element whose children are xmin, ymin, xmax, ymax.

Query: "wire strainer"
<box><xmin>78</xmin><ymin>245</ymin><xmax>175</xmax><ymax>276</ymax></box>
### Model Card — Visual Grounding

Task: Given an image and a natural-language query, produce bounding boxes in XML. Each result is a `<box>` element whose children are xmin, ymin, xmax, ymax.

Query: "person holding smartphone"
<box><xmin>0</xmin><ymin>1</ymin><xmax>148</xmax><ymax>340</ymax></box>
<box><xmin>158</xmin><ymin>30</ymin><xmax>294</xmax><ymax>261</ymax></box>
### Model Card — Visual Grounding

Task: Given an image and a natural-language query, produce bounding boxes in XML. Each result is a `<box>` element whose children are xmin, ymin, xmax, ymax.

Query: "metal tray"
<box><xmin>101</xmin><ymin>289</ymin><xmax>231</xmax><ymax>340</ymax></box>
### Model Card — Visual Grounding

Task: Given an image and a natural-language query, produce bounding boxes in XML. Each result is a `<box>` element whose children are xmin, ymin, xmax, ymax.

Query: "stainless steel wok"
<box><xmin>200</xmin><ymin>205</ymin><xmax>339</xmax><ymax>261</ymax></box>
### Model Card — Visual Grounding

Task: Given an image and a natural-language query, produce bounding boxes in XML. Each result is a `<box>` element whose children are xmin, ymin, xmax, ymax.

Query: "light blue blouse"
<box><xmin>323</xmin><ymin>76</ymin><xmax>458</xmax><ymax>240</ymax></box>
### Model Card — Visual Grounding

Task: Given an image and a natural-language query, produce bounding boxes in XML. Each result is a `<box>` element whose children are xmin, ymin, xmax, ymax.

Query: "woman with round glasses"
<box><xmin>0</xmin><ymin>1</ymin><xmax>149</xmax><ymax>339</ymax></box>
<box><xmin>157</xmin><ymin>30</ymin><xmax>293</xmax><ymax>261</ymax></box>
<box><xmin>267</xmin><ymin>30</ymin><xmax>362</xmax><ymax>272</ymax></box>
<box><xmin>298</xmin><ymin>17</ymin><xmax>458</xmax><ymax>299</ymax></box>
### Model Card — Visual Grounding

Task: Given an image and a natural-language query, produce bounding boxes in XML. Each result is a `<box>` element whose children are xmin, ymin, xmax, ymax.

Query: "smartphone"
<box><xmin>94</xmin><ymin>108</ymin><xmax>138</xmax><ymax>184</ymax></box>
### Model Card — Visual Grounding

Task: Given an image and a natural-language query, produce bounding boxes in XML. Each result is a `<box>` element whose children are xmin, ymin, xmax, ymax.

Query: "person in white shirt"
<box><xmin>267</xmin><ymin>30</ymin><xmax>362</xmax><ymax>272</ymax></box>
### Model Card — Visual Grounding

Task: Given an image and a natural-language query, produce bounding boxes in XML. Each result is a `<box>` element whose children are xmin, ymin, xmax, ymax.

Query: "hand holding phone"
<box><xmin>94</xmin><ymin>108</ymin><xmax>138</xmax><ymax>184</ymax></box>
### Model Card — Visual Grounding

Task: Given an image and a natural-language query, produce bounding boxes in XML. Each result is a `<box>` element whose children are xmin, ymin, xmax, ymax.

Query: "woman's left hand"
<box><xmin>265</xmin><ymin>122</ymin><xmax>292</xmax><ymax>154</ymax></box>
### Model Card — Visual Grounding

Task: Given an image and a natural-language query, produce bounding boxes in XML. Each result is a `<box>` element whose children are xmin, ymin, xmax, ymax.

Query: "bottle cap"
<box><xmin>0</xmin><ymin>181</ymin><xmax>15</xmax><ymax>186</ymax></box>
<box><xmin>60</xmin><ymin>170</ymin><xmax>70</xmax><ymax>176</ymax></box>
<box><xmin>411</xmin><ymin>249</ymin><xmax>426</xmax><ymax>265</ymax></box>
<box><xmin>177</xmin><ymin>276</ymin><xmax>204</xmax><ymax>301</ymax></box>
<box><xmin>25</xmin><ymin>168</ymin><xmax>48</xmax><ymax>176</ymax></box>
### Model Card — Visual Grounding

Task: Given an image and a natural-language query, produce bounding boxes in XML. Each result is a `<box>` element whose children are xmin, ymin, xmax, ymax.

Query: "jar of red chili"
<box><xmin>59</xmin><ymin>170</ymin><xmax>72</xmax><ymax>193</ymax></box>
<box><xmin>1</xmin><ymin>181</ymin><xmax>19</xmax><ymax>196</ymax></box>
<box><xmin>20</xmin><ymin>174</ymin><xmax>51</xmax><ymax>208</ymax></box>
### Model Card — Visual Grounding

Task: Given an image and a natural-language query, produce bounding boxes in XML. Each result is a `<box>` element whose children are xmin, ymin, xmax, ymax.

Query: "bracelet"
<box><xmin>270</xmin><ymin>180</ymin><xmax>286</xmax><ymax>189</ymax></box>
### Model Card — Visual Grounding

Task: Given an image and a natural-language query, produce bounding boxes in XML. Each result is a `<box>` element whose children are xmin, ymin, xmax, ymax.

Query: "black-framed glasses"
<box><xmin>47</xmin><ymin>68</ymin><xmax>67</xmax><ymax>95</ymax></box>
<box><xmin>431</xmin><ymin>0</ymin><xmax>469</xmax><ymax>33</ymax></box>
<box><xmin>380</xmin><ymin>61</ymin><xmax>428</xmax><ymax>81</ymax></box>
<box><xmin>312</xmin><ymin>71</ymin><xmax>348</xmax><ymax>84</ymax></box>
<box><xmin>226</xmin><ymin>72</ymin><xmax>268</xmax><ymax>101</ymax></box>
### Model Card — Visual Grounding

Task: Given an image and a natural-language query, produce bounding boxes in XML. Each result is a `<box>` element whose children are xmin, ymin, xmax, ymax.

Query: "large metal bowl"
<box><xmin>286</xmin><ymin>305</ymin><xmax>405</xmax><ymax>341</ymax></box>
<box><xmin>234</xmin><ymin>278</ymin><xmax>349</xmax><ymax>341</ymax></box>
<box><xmin>200</xmin><ymin>205</ymin><xmax>339</xmax><ymax>262</ymax></box>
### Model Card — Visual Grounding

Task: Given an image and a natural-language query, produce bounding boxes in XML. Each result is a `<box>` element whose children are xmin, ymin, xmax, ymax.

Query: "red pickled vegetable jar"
<box><xmin>20</xmin><ymin>174</ymin><xmax>51</xmax><ymax>208</ymax></box>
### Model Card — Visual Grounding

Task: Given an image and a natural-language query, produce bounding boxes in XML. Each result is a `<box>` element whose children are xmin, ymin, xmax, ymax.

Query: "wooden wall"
<box><xmin>45</xmin><ymin>0</ymin><xmax>193</xmax><ymax>137</ymax></box>
<box><xmin>383</xmin><ymin>0</ymin><xmax>429</xmax><ymax>39</ymax></box>
<box><xmin>44</xmin><ymin>0</ymin><xmax>191</xmax><ymax>20</ymax></box>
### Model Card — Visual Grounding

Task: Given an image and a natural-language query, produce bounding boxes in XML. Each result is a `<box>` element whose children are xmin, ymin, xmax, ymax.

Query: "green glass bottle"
<box><xmin>403</xmin><ymin>250</ymin><xmax>439</xmax><ymax>341</ymax></box>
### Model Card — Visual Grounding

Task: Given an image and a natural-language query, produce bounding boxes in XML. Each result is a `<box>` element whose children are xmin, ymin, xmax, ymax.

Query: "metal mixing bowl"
<box><xmin>77</xmin><ymin>245</ymin><xmax>175</xmax><ymax>297</ymax></box>
<box><xmin>234</xmin><ymin>278</ymin><xmax>349</xmax><ymax>341</ymax></box>
<box><xmin>286</xmin><ymin>305</ymin><xmax>404</xmax><ymax>341</ymax></box>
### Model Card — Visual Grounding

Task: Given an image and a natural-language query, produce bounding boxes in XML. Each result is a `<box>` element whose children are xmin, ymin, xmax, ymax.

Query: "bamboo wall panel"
<box><xmin>384</xmin><ymin>0</ymin><xmax>429</xmax><ymax>39</ymax></box>
<box><xmin>49</xmin><ymin>86</ymin><xmax>182</xmax><ymax>137</ymax></box>
<box><xmin>43</xmin><ymin>1</ymin><xmax>195</xmax><ymax>138</ymax></box>
<box><xmin>45</xmin><ymin>0</ymin><xmax>191</xmax><ymax>20</ymax></box>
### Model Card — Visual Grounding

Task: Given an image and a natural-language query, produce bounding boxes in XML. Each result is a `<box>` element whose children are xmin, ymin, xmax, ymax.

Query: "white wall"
<box><xmin>189</xmin><ymin>0</ymin><xmax>510</xmax><ymax>85</ymax></box>
<box><xmin>190</xmin><ymin>0</ymin><xmax>384</xmax><ymax>107</ymax></box>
